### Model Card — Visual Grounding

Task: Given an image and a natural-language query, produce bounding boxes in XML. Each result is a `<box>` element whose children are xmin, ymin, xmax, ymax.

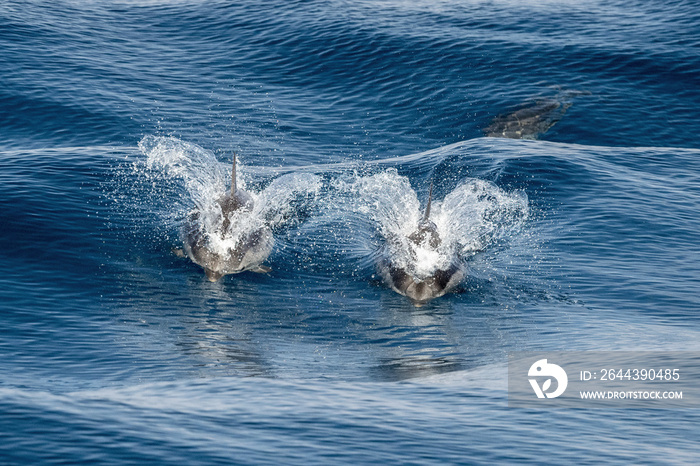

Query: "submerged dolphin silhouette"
<box><xmin>180</xmin><ymin>154</ymin><xmax>273</xmax><ymax>282</ymax></box>
<box><xmin>484</xmin><ymin>99</ymin><xmax>570</xmax><ymax>140</ymax></box>
<box><xmin>377</xmin><ymin>183</ymin><xmax>464</xmax><ymax>305</ymax></box>
<box><xmin>484</xmin><ymin>90</ymin><xmax>590</xmax><ymax>139</ymax></box>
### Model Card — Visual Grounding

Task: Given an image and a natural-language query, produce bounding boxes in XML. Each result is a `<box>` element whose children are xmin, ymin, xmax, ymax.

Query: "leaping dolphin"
<box><xmin>180</xmin><ymin>154</ymin><xmax>273</xmax><ymax>282</ymax></box>
<box><xmin>377</xmin><ymin>183</ymin><xmax>464</xmax><ymax>305</ymax></box>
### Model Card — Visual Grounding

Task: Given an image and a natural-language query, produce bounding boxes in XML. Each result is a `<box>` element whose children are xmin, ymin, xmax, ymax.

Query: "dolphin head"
<box><xmin>403</xmin><ymin>280</ymin><xmax>438</xmax><ymax>306</ymax></box>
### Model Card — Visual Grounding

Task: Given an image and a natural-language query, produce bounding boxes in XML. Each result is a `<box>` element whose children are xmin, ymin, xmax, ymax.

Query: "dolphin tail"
<box><xmin>422</xmin><ymin>181</ymin><xmax>433</xmax><ymax>222</ymax></box>
<box><xmin>230</xmin><ymin>152</ymin><xmax>239</xmax><ymax>195</ymax></box>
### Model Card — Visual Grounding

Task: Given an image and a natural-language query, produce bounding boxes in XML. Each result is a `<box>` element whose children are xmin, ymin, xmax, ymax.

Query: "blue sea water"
<box><xmin>2</xmin><ymin>0</ymin><xmax>700</xmax><ymax>463</ymax></box>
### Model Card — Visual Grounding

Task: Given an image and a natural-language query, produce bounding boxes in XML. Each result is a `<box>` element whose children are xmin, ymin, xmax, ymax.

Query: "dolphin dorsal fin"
<box><xmin>422</xmin><ymin>182</ymin><xmax>433</xmax><ymax>222</ymax></box>
<box><xmin>231</xmin><ymin>153</ymin><xmax>237</xmax><ymax>196</ymax></box>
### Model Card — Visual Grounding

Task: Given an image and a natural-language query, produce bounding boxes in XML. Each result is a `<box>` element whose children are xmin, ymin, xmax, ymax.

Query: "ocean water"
<box><xmin>1</xmin><ymin>0</ymin><xmax>700</xmax><ymax>463</ymax></box>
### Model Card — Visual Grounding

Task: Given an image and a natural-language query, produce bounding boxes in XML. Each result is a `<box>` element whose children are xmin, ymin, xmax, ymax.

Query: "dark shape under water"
<box><xmin>484</xmin><ymin>90</ymin><xmax>590</xmax><ymax>140</ymax></box>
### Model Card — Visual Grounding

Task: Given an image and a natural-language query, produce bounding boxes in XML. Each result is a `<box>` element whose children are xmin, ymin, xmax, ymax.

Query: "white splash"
<box><xmin>137</xmin><ymin>135</ymin><xmax>321</xmax><ymax>258</ymax></box>
<box><xmin>338</xmin><ymin>169</ymin><xmax>528</xmax><ymax>279</ymax></box>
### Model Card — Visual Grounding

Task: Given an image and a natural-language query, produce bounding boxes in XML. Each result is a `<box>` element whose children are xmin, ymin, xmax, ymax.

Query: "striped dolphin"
<box><xmin>377</xmin><ymin>183</ymin><xmax>464</xmax><ymax>305</ymax></box>
<box><xmin>181</xmin><ymin>154</ymin><xmax>273</xmax><ymax>282</ymax></box>
<box><xmin>484</xmin><ymin>90</ymin><xmax>591</xmax><ymax>140</ymax></box>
